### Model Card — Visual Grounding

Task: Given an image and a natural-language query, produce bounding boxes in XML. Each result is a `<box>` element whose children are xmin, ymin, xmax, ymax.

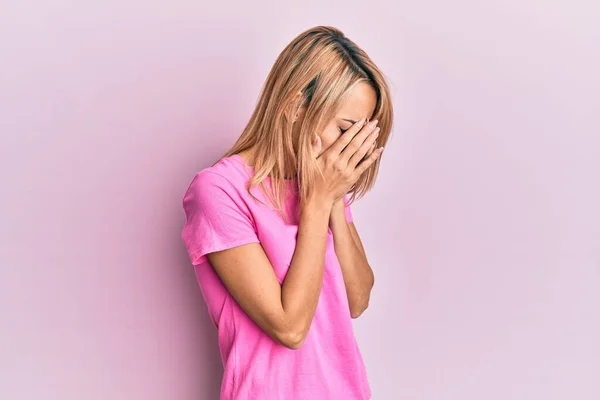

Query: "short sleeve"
<box><xmin>343</xmin><ymin>194</ymin><xmax>354</xmax><ymax>223</ymax></box>
<box><xmin>181</xmin><ymin>170</ymin><xmax>259</xmax><ymax>265</ymax></box>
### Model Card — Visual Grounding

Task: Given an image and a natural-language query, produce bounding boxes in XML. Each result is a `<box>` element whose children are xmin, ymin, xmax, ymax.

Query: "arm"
<box><xmin>329</xmin><ymin>199</ymin><xmax>374</xmax><ymax>319</ymax></box>
<box><xmin>195</xmin><ymin>117</ymin><xmax>381</xmax><ymax>349</ymax></box>
<box><xmin>208</xmin><ymin>196</ymin><xmax>333</xmax><ymax>350</ymax></box>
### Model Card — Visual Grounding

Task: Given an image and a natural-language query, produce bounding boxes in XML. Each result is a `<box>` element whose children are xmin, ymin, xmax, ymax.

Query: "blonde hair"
<box><xmin>222</xmin><ymin>25</ymin><xmax>394</xmax><ymax>219</ymax></box>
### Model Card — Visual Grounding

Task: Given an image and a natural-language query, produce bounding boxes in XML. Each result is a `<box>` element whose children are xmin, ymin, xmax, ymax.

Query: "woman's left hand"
<box><xmin>331</xmin><ymin>135</ymin><xmax>376</xmax><ymax>209</ymax></box>
<box><xmin>330</xmin><ymin>136</ymin><xmax>375</xmax><ymax>212</ymax></box>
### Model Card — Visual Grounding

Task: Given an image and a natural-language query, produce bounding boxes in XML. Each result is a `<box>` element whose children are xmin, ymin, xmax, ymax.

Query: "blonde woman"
<box><xmin>182</xmin><ymin>26</ymin><xmax>393</xmax><ymax>400</ymax></box>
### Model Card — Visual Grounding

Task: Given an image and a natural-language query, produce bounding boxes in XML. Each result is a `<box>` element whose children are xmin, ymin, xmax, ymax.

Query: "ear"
<box><xmin>292</xmin><ymin>91</ymin><xmax>306</xmax><ymax>123</ymax></box>
<box><xmin>293</xmin><ymin>106</ymin><xmax>307</xmax><ymax>123</ymax></box>
<box><xmin>311</xmin><ymin>132</ymin><xmax>322</xmax><ymax>156</ymax></box>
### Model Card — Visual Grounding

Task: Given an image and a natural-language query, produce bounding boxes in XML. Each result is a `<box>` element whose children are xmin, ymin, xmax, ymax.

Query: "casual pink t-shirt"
<box><xmin>181</xmin><ymin>154</ymin><xmax>371</xmax><ymax>400</ymax></box>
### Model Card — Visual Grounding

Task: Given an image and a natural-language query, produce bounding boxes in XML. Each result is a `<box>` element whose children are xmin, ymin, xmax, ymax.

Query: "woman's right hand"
<box><xmin>311</xmin><ymin>118</ymin><xmax>383</xmax><ymax>204</ymax></box>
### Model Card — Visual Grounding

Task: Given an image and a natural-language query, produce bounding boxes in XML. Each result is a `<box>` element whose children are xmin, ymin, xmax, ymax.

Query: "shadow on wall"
<box><xmin>174</xmin><ymin>228</ymin><xmax>223</xmax><ymax>399</ymax></box>
<box><xmin>165</xmin><ymin>26</ymin><xmax>264</xmax><ymax>399</ymax></box>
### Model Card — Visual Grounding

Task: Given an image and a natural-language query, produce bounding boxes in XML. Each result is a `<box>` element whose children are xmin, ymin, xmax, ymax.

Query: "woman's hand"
<box><xmin>311</xmin><ymin>118</ymin><xmax>383</xmax><ymax>204</ymax></box>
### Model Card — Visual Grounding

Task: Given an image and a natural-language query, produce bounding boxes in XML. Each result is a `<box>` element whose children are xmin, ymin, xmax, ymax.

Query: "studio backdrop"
<box><xmin>1</xmin><ymin>1</ymin><xmax>599</xmax><ymax>399</ymax></box>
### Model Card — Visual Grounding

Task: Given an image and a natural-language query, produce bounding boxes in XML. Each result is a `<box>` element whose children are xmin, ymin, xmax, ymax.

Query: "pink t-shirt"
<box><xmin>181</xmin><ymin>154</ymin><xmax>371</xmax><ymax>400</ymax></box>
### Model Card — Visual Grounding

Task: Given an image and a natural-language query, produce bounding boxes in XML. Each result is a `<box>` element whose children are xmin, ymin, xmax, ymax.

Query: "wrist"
<box><xmin>330</xmin><ymin>198</ymin><xmax>345</xmax><ymax>216</ymax></box>
<box><xmin>329</xmin><ymin>199</ymin><xmax>347</xmax><ymax>225</ymax></box>
<box><xmin>304</xmin><ymin>195</ymin><xmax>334</xmax><ymax>214</ymax></box>
<box><xmin>332</xmin><ymin>196</ymin><xmax>345</xmax><ymax>207</ymax></box>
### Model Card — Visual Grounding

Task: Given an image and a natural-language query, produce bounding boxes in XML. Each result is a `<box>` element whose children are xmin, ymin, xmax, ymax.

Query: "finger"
<box><xmin>354</xmin><ymin>146</ymin><xmax>384</xmax><ymax>176</ymax></box>
<box><xmin>348</xmin><ymin>127</ymin><xmax>380</xmax><ymax>168</ymax></box>
<box><xmin>340</xmin><ymin>119</ymin><xmax>378</xmax><ymax>164</ymax></box>
<box><xmin>358</xmin><ymin>142</ymin><xmax>376</xmax><ymax>166</ymax></box>
<box><xmin>326</xmin><ymin>118</ymin><xmax>367</xmax><ymax>155</ymax></box>
<box><xmin>367</xmin><ymin>141</ymin><xmax>376</xmax><ymax>157</ymax></box>
<box><xmin>361</xmin><ymin>141</ymin><xmax>376</xmax><ymax>164</ymax></box>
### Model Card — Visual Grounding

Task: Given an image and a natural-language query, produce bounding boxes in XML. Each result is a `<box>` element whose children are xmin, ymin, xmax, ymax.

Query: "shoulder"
<box><xmin>181</xmin><ymin>156</ymin><xmax>259</xmax><ymax>265</ymax></box>
<box><xmin>183</xmin><ymin>155</ymin><xmax>253</xmax><ymax>212</ymax></box>
<box><xmin>186</xmin><ymin>156</ymin><xmax>251</xmax><ymax>196</ymax></box>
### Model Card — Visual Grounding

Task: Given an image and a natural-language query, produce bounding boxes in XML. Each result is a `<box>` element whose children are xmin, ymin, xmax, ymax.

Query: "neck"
<box><xmin>238</xmin><ymin>147</ymin><xmax>297</xmax><ymax>180</ymax></box>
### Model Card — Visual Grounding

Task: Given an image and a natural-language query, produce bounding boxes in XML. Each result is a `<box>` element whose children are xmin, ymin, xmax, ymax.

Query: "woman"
<box><xmin>182</xmin><ymin>26</ymin><xmax>393</xmax><ymax>400</ymax></box>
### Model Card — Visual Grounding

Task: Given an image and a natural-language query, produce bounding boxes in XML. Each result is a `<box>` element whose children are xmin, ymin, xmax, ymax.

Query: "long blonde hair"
<box><xmin>222</xmin><ymin>25</ymin><xmax>394</xmax><ymax>219</ymax></box>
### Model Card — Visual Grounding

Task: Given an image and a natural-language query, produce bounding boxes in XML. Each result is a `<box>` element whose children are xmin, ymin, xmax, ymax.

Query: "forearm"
<box><xmin>281</xmin><ymin>196</ymin><xmax>332</xmax><ymax>342</ymax></box>
<box><xmin>330</xmin><ymin>201</ymin><xmax>374</xmax><ymax>318</ymax></box>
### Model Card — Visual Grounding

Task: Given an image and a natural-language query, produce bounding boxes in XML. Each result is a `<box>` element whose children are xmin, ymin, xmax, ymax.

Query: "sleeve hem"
<box><xmin>189</xmin><ymin>237</ymin><xmax>261</xmax><ymax>265</ymax></box>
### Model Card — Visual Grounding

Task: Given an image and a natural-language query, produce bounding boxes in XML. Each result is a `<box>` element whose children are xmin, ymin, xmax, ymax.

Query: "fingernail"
<box><xmin>373</xmin><ymin>127</ymin><xmax>380</xmax><ymax>137</ymax></box>
<box><xmin>378</xmin><ymin>147</ymin><xmax>384</xmax><ymax>153</ymax></box>
<box><xmin>368</xmin><ymin>119</ymin><xmax>378</xmax><ymax>128</ymax></box>
<box><xmin>357</xmin><ymin>118</ymin><xmax>366</xmax><ymax>127</ymax></box>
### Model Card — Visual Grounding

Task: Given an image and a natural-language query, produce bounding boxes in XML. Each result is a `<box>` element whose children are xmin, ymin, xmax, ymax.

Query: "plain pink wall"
<box><xmin>1</xmin><ymin>1</ymin><xmax>599</xmax><ymax>399</ymax></box>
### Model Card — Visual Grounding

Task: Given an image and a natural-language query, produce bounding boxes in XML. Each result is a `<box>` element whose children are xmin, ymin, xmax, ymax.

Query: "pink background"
<box><xmin>1</xmin><ymin>1</ymin><xmax>599</xmax><ymax>399</ymax></box>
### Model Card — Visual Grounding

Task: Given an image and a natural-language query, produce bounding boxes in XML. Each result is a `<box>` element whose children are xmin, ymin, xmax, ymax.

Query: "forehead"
<box><xmin>337</xmin><ymin>81</ymin><xmax>377</xmax><ymax>120</ymax></box>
